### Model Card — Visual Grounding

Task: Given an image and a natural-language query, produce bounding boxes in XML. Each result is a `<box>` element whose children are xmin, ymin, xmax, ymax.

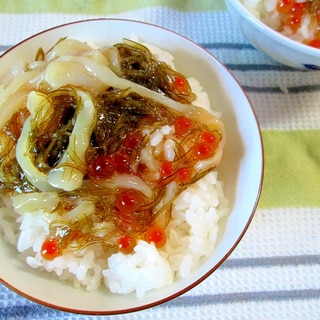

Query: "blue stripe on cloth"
<box><xmin>166</xmin><ymin>289</ymin><xmax>320</xmax><ymax>308</ymax></box>
<box><xmin>201</xmin><ymin>43</ymin><xmax>256</xmax><ymax>50</ymax></box>
<box><xmin>225</xmin><ymin>64</ymin><xmax>298</xmax><ymax>72</ymax></box>
<box><xmin>221</xmin><ymin>255</ymin><xmax>320</xmax><ymax>269</ymax></box>
<box><xmin>241</xmin><ymin>84</ymin><xmax>320</xmax><ymax>94</ymax></box>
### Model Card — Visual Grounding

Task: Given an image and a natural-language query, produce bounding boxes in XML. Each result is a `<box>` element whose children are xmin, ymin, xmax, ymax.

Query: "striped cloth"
<box><xmin>0</xmin><ymin>1</ymin><xmax>319</xmax><ymax>319</ymax></box>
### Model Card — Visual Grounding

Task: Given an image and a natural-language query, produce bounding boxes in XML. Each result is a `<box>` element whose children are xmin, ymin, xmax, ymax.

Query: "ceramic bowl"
<box><xmin>0</xmin><ymin>19</ymin><xmax>263</xmax><ymax>315</ymax></box>
<box><xmin>225</xmin><ymin>0</ymin><xmax>320</xmax><ymax>70</ymax></box>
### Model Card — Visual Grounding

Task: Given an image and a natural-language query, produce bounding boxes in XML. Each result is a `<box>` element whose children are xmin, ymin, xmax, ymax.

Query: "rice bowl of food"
<box><xmin>225</xmin><ymin>0</ymin><xmax>320</xmax><ymax>69</ymax></box>
<box><xmin>0</xmin><ymin>19</ymin><xmax>263</xmax><ymax>314</ymax></box>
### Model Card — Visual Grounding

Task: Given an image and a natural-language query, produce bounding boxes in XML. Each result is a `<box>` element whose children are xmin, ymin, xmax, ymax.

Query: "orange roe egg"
<box><xmin>117</xmin><ymin>235</ymin><xmax>137</xmax><ymax>254</ymax></box>
<box><xmin>291</xmin><ymin>2</ymin><xmax>307</xmax><ymax>17</ymax></box>
<box><xmin>307</xmin><ymin>39</ymin><xmax>320</xmax><ymax>48</ymax></box>
<box><xmin>113</xmin><ymin>153</ymin><xmax>131</xmax><ymax>173</ymax></box>
<box><xmin>176</xmin><ymin>167</ymin><xmax>193</xmax><ymax>184</ymax></box>
<box><xmin>116</xmin><ymin>189</ymin><xmax>142</xmax><ymax>214</ymax></box>
<box><xmin>145</xmin><ymin>225</ymin><xmax>167</xmax><ymax>248</ymax></box>
<box><xmin>160</xmin><ymin>160</ymin><xmax>174</xmax><ymax>178</ymax></box>
<box><xmin>277</xmin><ymin>0</ymin><xmax>295</xmax><ymax>14</ymax></box>
<box><xmin>89</xmin><ymin>155</ymin><xmax>114</xmax><ymax>179</ymax></box>
<box><xmin>200</xmin><ymin>131</ymin><xmax>220</xmax><ymax>149</ymax></box>
<box><xmin>174</xmin><ymin>117</ymin><xmax>193</xmax><ymax>136</ymax></box>
<box><xmin>284</xmin><ymin>14</ymin><xmax>302</xmax><ymax>32</ymax></box>
<box><xmin>193</xmin><ymin>142</ymin><xmax>214</xmax><ymax>160</ymax></box>
<box><xmin>41</xmin><ymin>238</ymin><xmax>61</xmax><ymax>260</ymax></box>
<box><xmin>174</xmin><ymin>76</ymin><xmax>189</xmax><ymax>92</ymax></box>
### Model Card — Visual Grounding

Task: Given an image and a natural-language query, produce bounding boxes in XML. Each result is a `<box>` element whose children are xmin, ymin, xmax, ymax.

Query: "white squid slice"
<box><xmin>16</xmin><ymin>92</ymin><xmax>58</xmax><ymax>191</ymax></box>
<box><xmin>94</xmin><ymin>174</ymin><xmax>153</xmax><ymax>198</ymax></box>
<box><xmin>16</xmin><ymin>88</ymin><xmax>97</xmax><ymax>192</ymax></box>
<box><xmin>47</xmin><ymin>89</ymin><xmax>96</xmax><ymax>191</ymax></box>
<box><xmin>11</xmin><ymin>192</ymin><xmax>60</xmax><ymax>215</ymax></box>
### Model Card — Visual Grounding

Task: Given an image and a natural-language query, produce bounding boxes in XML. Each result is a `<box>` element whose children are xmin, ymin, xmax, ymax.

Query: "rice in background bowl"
<box><xmin>243</xmin><ymin>0</ymin><xmax>320</xmax><ymax>47</ymax></box>
<box><xmin>226</xmin><ymin>0</ymin><xmax>320</xmax><ymax>69</ymax></box>
<box><xmin>0</xmin><ymin>19</ymin><xmax>263</xmax><ymax>315</ymax></box>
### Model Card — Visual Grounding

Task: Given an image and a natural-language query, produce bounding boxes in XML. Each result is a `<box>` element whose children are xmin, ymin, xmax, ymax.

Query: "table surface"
<box><xmin>0</xmin><ymin>1</ymin><xmax>319</xmax><ymax>319</ymax></box>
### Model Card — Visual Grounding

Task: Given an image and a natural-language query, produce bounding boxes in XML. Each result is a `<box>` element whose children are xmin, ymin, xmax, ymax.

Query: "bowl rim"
<box><xmin>0</xmin><ymin>17</ymin><xmax>264</xmax><ymax>315</ymax></box>
<box><xmin>227</xmin><ymin>0</ymin><xmax>320</xmax><ymax>56</ymax></box>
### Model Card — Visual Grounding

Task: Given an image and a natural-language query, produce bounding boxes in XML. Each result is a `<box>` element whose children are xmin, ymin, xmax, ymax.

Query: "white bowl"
<box><xmin>0</xmin><ymin>19</ymin><xmax>263</xmax><ymax>315</ymax></box>
<box><xmin>225</xmin><ymin>0</ymin><xmax>320</xmax><ymax>70</ymax></box>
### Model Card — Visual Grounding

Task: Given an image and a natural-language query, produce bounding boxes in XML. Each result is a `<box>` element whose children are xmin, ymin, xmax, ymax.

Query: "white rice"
<box><xmin>242</xmin><ymin>0</ymin><xmax>317</xmax><ymax>44</ymax></box>
<box><xmin>0</xmin><ymin>170</ymin><xmax>228</xmax><ymax>298</ymax></box>
<box><xmin>0</xmin><ymin>42</ymin><xmax>229</xmax><ymax>299</ymax></box>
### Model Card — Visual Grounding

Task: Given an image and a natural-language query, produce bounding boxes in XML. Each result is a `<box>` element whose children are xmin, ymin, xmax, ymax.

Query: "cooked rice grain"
<box><xmin>0</xmin><ymin>171</ymin><xmax>228</xmax><ymax>298</ymax></box>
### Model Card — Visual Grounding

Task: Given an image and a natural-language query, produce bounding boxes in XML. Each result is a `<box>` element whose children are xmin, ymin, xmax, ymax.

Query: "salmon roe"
<box><xmin>41</xmin><ymin>238</ymin><xmax>61</xmax><ymax>260</ymax></box>
<box><xmin>145</xmin><ymin>225</ymin><xmax>167</xmax><ymax>248</ymax></box>
<box><xmin>276</xmin><ymin>0</ymin><xmax>320</xmax><ymax>48</ymax></box>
